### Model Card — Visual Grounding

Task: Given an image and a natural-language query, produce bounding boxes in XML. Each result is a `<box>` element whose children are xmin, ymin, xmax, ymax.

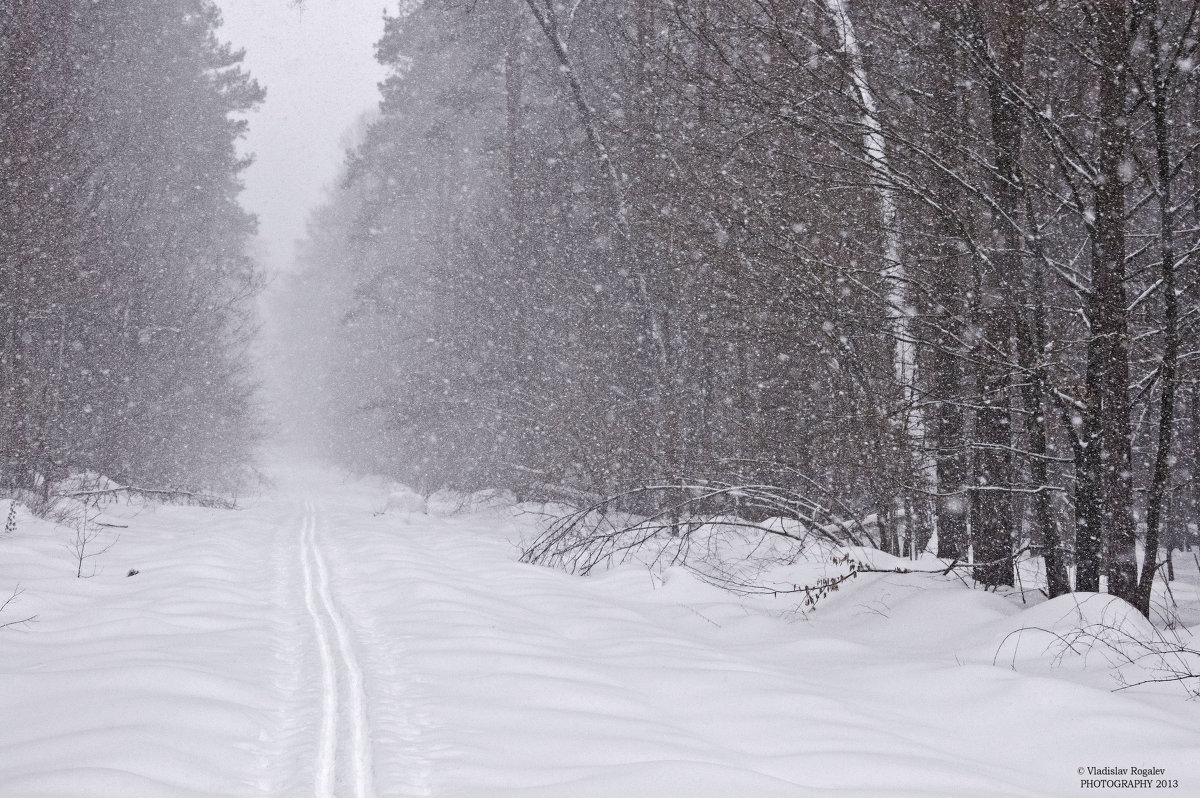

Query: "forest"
<box><xmin>0</xmin><ymin>0</ymin><xmax>263</xmax><ymax>497</ymax></box>
<box><xmin>279</xmin><ymin>0</ymin><xmax>1200</xmax><ymax>618</ymax></box>
<box><xmin>3</xmin><ymin>0</ymin><xmax>1200</xmax><ymax>621</ymax></box>
<box><xmin>4</xmin><ymin>2</ymin><xmax>1200</xmax><ymax>791</ymax></box>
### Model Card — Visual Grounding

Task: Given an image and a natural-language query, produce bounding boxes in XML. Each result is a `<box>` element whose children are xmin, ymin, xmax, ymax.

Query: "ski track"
<box><xmin>4</xmin><ymin>468</ymin><xmax>1198</xmax><ymax>797</ymax></box>
<box><xmin>300</xmin><ymin>497</ymin><xmax>376</xmax><ymax>798</ymax></box>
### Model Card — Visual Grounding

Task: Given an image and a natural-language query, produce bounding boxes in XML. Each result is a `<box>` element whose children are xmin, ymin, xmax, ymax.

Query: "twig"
<box><xmin>0</xmin><ymin>586</ymin><xmax>37</xmax><ymax>630</ymax></box>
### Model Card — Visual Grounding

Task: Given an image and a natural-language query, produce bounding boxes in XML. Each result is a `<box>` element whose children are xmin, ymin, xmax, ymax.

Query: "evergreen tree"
<box><xmin>0</xmin><ymin>0</ymin><xmax>263</xmax><ymax>493</ymax></box>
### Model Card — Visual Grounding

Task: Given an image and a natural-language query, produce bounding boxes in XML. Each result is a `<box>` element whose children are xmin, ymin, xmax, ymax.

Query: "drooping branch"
<box><xmin>521</xmin><ymin>0</ymin><xmax>630</xmax><ymax>240</ymax></box>
<box><xmin>58</xmin><ymin>485</ymin><xmax>237</xmax><ymax>510</ymax></box>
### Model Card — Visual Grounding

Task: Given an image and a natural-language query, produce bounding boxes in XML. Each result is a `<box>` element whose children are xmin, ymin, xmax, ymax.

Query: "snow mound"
<box><xmin>2</xmin><ymin>464</ymin><xmax>1199</xmax><ymax>796</ymax></box>
<box><xmin>988</xmin><ymin>593</ymin><xmax>1199</xmax><ymax>695</ymax></box>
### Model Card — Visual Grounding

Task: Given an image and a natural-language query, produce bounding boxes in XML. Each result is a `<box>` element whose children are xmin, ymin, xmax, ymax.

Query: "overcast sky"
<box><xmin>214</xmin><ymin>0</ymin><xmax>390</xmax><ymax>274</ymax></box>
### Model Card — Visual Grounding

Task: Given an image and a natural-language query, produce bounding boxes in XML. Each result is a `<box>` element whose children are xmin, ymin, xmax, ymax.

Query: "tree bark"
<box><xmin>1093</xmin><ymin>0</ymin><xmax>1138</xmax><ymax>604</ymax></box>
<box><xmin>965</xmin><ymin>0</ymin><xmax>1030</xmax><ymax>587</ymax></box>
<box><xmin>1135</xmin><ymin>0</ymin><xmax>1182</xmax><ymax>616</ymax></box>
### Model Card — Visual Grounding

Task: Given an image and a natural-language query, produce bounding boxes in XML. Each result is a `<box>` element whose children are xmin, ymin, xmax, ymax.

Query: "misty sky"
<box><xmin>214</xmin><ymin>0</ymin><xmax>389</xmax><ymax>275</ymax></box>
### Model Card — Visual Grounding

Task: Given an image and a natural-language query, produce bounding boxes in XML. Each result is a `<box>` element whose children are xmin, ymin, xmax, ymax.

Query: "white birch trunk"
<box><xmin>821</xmin><ymin>0</ymin><xmax>916</xmax><ymax>430</ymax></box>
<box><xmin>822</xmin><ymin>0</ymin><xmax>928</xmax><ymax>554</ymax></box>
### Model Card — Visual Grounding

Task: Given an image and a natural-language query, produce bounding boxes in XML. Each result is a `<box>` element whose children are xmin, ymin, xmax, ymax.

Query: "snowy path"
<box><xmin>298</xmin><ymin>498</ymin><xmax>375</xmax><ymax>798</ymax></box>
<box><xmin>1</xmin><ymin>464</ymin><xmax>1199</xmax><ymax>796</ymax></box>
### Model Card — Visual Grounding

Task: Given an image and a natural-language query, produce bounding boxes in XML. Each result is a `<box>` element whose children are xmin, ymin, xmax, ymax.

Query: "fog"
<box><xmin>212</xmin><ymin>0</ymin><xmax>388</xmax><ymax>443</ymax></box>
<box><xmin>2</xmin><ymin>3</ymin><xmax>1199</xmax><ymax>792</ymax></box>
<box><xmin>215</xmin><ymin>0</ymin><xmax>386</xmax><ymax>277</ymax></box>
<box><xmin>4</xmin><ymin>0</ymin><xmax>1199</xmax><ymax>610</ymax></box>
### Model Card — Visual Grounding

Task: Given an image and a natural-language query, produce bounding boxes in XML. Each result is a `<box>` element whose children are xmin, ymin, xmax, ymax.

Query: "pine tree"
<box><xmin>0</xmin><ymin>0</ymin><xmax>263</xmax><ymax>493</ymax></box>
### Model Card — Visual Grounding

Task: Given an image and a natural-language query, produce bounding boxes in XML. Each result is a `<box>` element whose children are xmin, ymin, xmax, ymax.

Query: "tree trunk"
<box><xmin>1135</xmin><ymin>0</ymin><xmax>1180</xmax><ymax>617</ymax></box>
<box><xmin>1020</xmin><ymin>191</ymin><xmax>1072</xmax><ymax>598</ymax></box>
<box><xmin>822</xmin><ymin>0</ymin><xmax>929</xmax><ymax>557</ymax></box>
<box><xmin>966</xmin><ymin>0</ymin><xmax>1030</xmax><ymax>587</ymax></box>
<box><xmin>926</xmin><ymin>13</ymin><xmax>969</xmax><ymax>563</ymax></box>
<box><xmin>1074</xmin><ymin>298</ymin><xmax>1107</xmax><ymax>592</ymax></box>
<box><xmin>1092</xmin><ymin>0</ymin><xmax>1138</xmax><ymax>604</ymax></box>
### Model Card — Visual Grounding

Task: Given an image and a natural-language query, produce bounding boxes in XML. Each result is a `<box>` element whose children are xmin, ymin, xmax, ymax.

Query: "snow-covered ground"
<box><xmin>2</xmin><ymin>463</ymin><xmax>1198</xmax><ymax>797</ymax></box>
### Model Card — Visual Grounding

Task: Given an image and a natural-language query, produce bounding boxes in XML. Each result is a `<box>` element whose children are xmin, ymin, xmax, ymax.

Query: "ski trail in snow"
<box><xmin>300</xmin><ymin>499</ymin><xmax>339</xmax><ymax>797</ymax></box>
<box><xmin>311</xmin><ymin>499</ymin><xmax>376</xmax><ymax>798</ymax></box>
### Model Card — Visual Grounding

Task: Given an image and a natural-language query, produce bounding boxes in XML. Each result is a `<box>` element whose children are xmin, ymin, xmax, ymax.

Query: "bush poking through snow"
<box><xmin>0</xmin><ymin>585</ymin><xmax>36</xmax><ymax>631</ymax></box>
<box><xmin>521</xmin><ymin>481</ymin><xmax>875</xmax><ymax>578</ymax></box>
<box><xmin>519</xmin><ymin>482</ymin><xmax>1005</xmax><ymax>604</ymax></box>
<box><xmin>994</xmin><ymin>595</ymin><xmax>1200</xmax><ymax>697</ymax></box>
<box><xmin>1</xmin><ymin>502</ymin><xmax>38</xmax><ymax>630</ymax></box>
<box><xmin>797</xmin><ymin>554</ymin><xmax>865</xmax><ymax>609</ymax></box>
<box><xmin>69</xmin><ymin>505</ymin><xmax>118</xmax><ymax>579</ymax></box>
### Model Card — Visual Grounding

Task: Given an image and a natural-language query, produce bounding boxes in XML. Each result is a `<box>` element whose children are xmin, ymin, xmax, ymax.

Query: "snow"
<box><xmin>2</xmin><ymin>465</ymin><xmax>1198</xmax><ymax>796</ymax></box>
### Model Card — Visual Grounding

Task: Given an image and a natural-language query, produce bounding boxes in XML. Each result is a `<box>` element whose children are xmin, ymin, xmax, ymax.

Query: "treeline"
<box><xmin>285</xmin><ymin>0</ymin><xmax>1200</xmax><ymax>615</ymax></box>
<box><xmin>0</xmin><ymin>0</ymin><xmax>263</xmax><ymax>495</ymax></box>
